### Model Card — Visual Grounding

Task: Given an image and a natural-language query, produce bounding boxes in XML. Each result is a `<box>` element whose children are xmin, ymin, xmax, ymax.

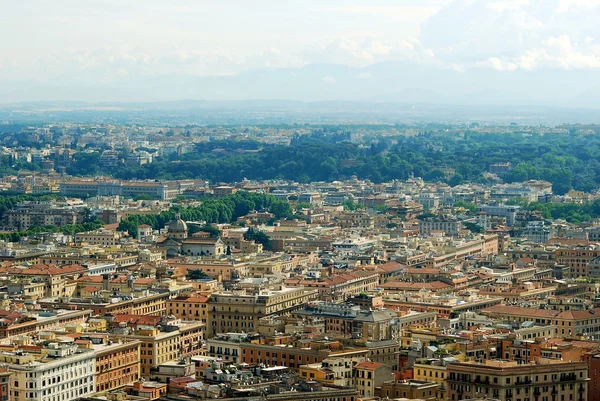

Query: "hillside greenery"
<box><xmin>117</xmin><ymin>191</ymin><xmax>291</xmax><ymax>238</ymax></box>
<box><xmin>103</xmin><ymin>131</ymin><xmax>600</xmax><ymax>194</ymax></box>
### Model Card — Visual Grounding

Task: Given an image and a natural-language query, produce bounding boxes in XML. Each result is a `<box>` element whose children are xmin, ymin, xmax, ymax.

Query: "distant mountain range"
<box><xmin>1</xmin><ymin>60</ymin><xmax>600</xmax><ymax>109</ymax></box>
<box><xmin>1</xmin><ymin>61</ymin><xmax>600</xmax><ymax>124</ymax></box>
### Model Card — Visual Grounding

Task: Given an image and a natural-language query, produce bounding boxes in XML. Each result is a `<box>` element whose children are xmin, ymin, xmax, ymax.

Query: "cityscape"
<box><xmin>2</xmin><ymin>2</ymin><xmax>600</xmax><ymax>401</ymax></box>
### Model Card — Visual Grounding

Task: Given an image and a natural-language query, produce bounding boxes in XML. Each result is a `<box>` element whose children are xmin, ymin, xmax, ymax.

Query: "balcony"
<box><xmin>560</xmin><ymin>373</ymin><xmax>577</xmax><ymax>382</ymax></box>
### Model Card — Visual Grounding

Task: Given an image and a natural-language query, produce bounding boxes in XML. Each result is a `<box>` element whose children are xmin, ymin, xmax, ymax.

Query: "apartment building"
<box><xmin>446</xmin><ymin>359</ymin><xmax>588</xmax><ymax>401</ymax></box>
<box><xmin>44</xmin><ymin>292</ymin><xmax>169</xmax><ymax>316</ymax></box>
<box><xmin>1</xmin><ymin>343</ymin><xmax>96</xmax><ymax>401</ymax></box>
<box><xmin>377</xmin><ymin>379</ymin><xmax>439</xmax><ymax>401</ymax></box>
<box><xmin>240</xmin><ymin>339</ymin><xmax>370</xmax><ymax>370</ymax></box>
<box><xmin>91</xmin><ymin>339</ymin><xmax>141</xmax><ymax>392</ymax></box>
<box><xmin>353</xmin><ymin>361</ymin><xmax>393</xmax><ymax>398</ymax></box>
<box><xmin>553</xmin><ymin>246</ymin><xmax>600</xmax><ymax>278</ymax></box>
<box><xmin>0</xmin><ymin>309</ymin><xmax>92</xmax><ymax>340</ymax></box>
<box><xmin>284</xmin><ymin>272</ymin><xmax>379</xmax><ymax>301</ymax></box>
<box><xmin>295</xmin><ymin>302</ymin><xmax>399</xmax><ymax>341</ymax></box>
<box><xmin>167</xmin><ymin>294</ymin><xmax>209</xmax><ymax>324</ymax></box>
<box><xmin>207</xmin><ymin>286</ymin><xmax>319</xmax><ymax>336</ymax></box>
<box><xmin>418</xmin><ymin>216</ymin><xmax>463</xmax><ymax>236</ymax></box>
<box><xmin>206</xmin><ymin>332</ymin><xmax>252</xmax><ymax>364</ymax></box>
<box><xmin>4</xmin><ymin>202</ymin><xmax>82</xmax><ymax>230</ymax></box>
<box><xmin>110</xmin><ymin>321</ymin><xmax>204</xmax><ymax>377</ymax></box>
<box><xmin>74</xmin><ymin>229</ymin><xmax>125</xmax><ymax>246</ymax></box>
<box><xmin>481</xmin><ymin>305</ymin><xmax>600</xmax><ymax>338</ymax></box>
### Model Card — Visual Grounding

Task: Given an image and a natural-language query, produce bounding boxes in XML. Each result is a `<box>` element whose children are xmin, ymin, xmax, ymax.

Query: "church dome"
<box><xmin>169</xmin><ymin>214</ymin><xmax>188</xmax><ymax>233</ymax></box>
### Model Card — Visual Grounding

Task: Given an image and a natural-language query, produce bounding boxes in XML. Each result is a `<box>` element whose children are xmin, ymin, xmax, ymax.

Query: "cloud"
<box><xmin>477</xmin><ymin>57</ymin><xmax>519</xmax><ymax>71</ymax></box>
<box><xmin>322</xmin><ymin>76</ymin><xmax>337</xmax><ymax>84</ymax></box>
<box><xmin>420</xmin><ymin>0</ymin><xmax>600</xmax><ymax>71</ymax></box>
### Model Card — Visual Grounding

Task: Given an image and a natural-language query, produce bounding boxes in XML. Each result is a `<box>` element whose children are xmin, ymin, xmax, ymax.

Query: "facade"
<box><xmin>353</xmin><ymin>361</ymin><xmax>392</xmax><ymax>398</ymax></box>
<box><xmin>1</xmin><ymin>344</ymin><xmax>96</xmax><ymax>401</ymax></box>
<box><xmin>4</xmin><ymin>202</ymin><xmax>82</xmax><ymax>230</ymax></box>
<box><xmin>446</xmin><ymin>359</ymin><xmax>588</xmax><ymax>401</ymax></box>
<box><xmin>295</xmin><ymin>302</ymin><xmax>399</xmax><ymax>341</ymax></box>
<box><xmin>93</xmin><ymin>340</ymin><xmax>141</xmax><ymax>392</ymax></box>
<box><xmin>418</xmin><ymin>216</ymin><xmax>463</xmax><ymax>236</ymax></box>
<box><xmin>206</xmin><ymin>333</ymin><xmax>250</xmax><ymax>364</ymax></box>
<box><xmin>75</xmin><ymin>230</ymin><xmax>125</xmax><ymax>246</ymax></box>
<box><xmin>167</xmin><ymin>294</ymin><xmax>209</xmax><ymax>324</ymax></box>
<box><xmin>377</xmin><ymin>380</ymin><xmax>439</xmax><ymax>401</ymax></box>
<box><xmin>207</xmin><ymin>287</ymin><xmax>319</xmax><ymax>336</ymax></box>
<box><xmin>285</xmin><ymin>272</ymin><xmax>380</xmax><ymax>301</ymax></box>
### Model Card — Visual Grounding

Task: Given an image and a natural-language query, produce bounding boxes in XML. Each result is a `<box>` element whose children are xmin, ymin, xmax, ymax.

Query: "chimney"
<box><xmin>102</xmin><ymin>274</ymin><xmax>110</xmax><ymax>291</ymax></box>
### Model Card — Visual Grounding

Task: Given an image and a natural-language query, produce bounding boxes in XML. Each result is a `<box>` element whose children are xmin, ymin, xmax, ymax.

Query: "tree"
<box><xmin>189</xmin><ymin>224</ymin><xmax>221</xmax><ymax>238</ymax></box>
<box><xmin>343</xmin><ymin>200</ymin><xmax>363</xmax><ymax>211</ymax></box>
<box><xmin>244</xmin><ymin>227</ymin><xmax>272</xmax><ymax>250</ymax></box>
<box><xmin>186</xmin><ymin>269</ymin><xmax>211</xmax><ymax>280</ymax></box>
<box><xmin>463</xmin><ymin>222</ymin><xmax>484</xmax><ymax>233</ymax></box>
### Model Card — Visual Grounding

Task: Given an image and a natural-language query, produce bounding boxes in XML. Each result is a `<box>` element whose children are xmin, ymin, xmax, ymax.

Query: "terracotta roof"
<box><xmin>380</xmin><ymin>281</ymin><xmax>451</xmax><ymax>291</ymax></box>
<box><xmin>556</xmin><ymin>308</ymin><xmax>600</xmax><ymax>320</ymax></box>
<box><xmin>284</xmin><ymin>271</ymin><xmax>378</xmax><ymax>288</ymax></box>
<box><xmin>111</xmin><ymin>315</ymin><xmax>162</xmax><ymax>326</ymax></box>
<box><xmin>77</xmin><ymin>275</ymin><xmax>104</xmax><ymax>282</ymax></box>
<box><xmin>354</xmin><ymin>361</ymin><xmax>385</xmax><ymax>370</ymax></box>
<box><xmin>0</xmin><ymin>264</ymin><xmax>87</xmax><ymax>276</ymax></box>
<box><xmin>481</xmin><ymin>305</ymin><xmax>560</xmax><ymax>319</ymax></box>
<box><xmin>376</xmin><ymin>262</ymin><xmax>405</xmax><ymax>272</ymax></box>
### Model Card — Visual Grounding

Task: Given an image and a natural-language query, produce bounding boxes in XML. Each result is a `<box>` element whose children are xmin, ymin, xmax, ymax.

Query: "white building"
<box><xmin>86</xmin><ymin>263</ymin><xmax>117</xmax><ymax>276</ymax></box>
<box><xmin>4</xmin><ymin>343</ymin><xmax>96</xmax><ymax>401</ymax></box>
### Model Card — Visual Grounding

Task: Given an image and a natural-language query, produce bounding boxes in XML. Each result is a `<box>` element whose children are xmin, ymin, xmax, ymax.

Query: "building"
<box><xmin>167</xmin><ymin>294</ymin><xmax>209</xmax><ymax>324</ymax></box>
<box><xmin>295</xmin><ymin>302</ymin><xmax>399</xmax><ymax>342</ymax></box>
<box><xmin>446</xmin><ymin>359</ymin><xmax>588</xmax><ymax>401</ymax></box>
<box><xmin>75</xmin><ymin>230</ymin><xmax>125</xmax><ymax>246</ymax></box>
<box><xmin>353</xmin><ymin>361</ymin><xmax>392</xmax><ymax>398</ymax></box>
<box><xmin>377</xmin><ymin>379</ymin><xmax>440</xmax><ymax>401</ymax></box>
<box><xmin>4</xmin><ymin>201</ymin><xmax>82</xmax><ymax>230</ymax></box>
<box><xmin>91</xmin><ymin>338</ymin><xmax>141</xmax><ymax>393</ymax></box>
<box><xmin>418</xmin><ymin>216</ymin><xmax>463</xmax><ymax>236</ymax></box>
<box><xmin>284</xmin><ymin>272</ymin><xmax>379</xmax><ymax>301</ymax></box>
<box><xmin>0</xmin><ymin>309</ymin><xmax>92</xmax><ymax>340</ymax></box>
<box><xmin>413</xmin><ymin>358</ymin><xmax>450</xmax><ymax>400</ymax></box>
<box><xmin>110</xmin><ymin>320</ymin><xmax>204</xmax><ymax>377</ymax></box>
<box><xmin>481</xmin><ymin>305</ymin><xmax>600</xmax><ymax>338</ymax></box>
<box><xmin>299</xmin><ymin>356</ymin><xmax>363</xmax><ymax>387</ymax></box>
<box><xmin>60</xmin><ymin>179</ymin><xmax>182</xmax><ymax>201</ymax></box>
<box><xmin>240</xmin><ymin>338</ymin><xmax>370</xmax><ymax>370</ymax></box>
<box><xmin>0</xmin><ymin>366</ymin><xmax>12</xmax><ymax>401</ymax></box>
<box><xmin>207</xmin><ymin>286</ymin><xmax>319</xmax><ymax>336</ymax></box>
<box><xmin>478</xmin><ymin>204</ymin><xmax>520</xmax><ymax>226</ymax></box>
<box><xmin>1</xmin><ymin>343</ymin><xmax>96</xmax><ymax>401</ymax></box>
<box><xmin>206</xmin><ymin>332</ymin><xmax>252</xmax><ymax>364</ymax></box>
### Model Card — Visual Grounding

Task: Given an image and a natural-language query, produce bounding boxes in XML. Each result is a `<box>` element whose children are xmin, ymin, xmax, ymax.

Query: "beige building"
<box><xmin>353</xmin><ymin>361</ymin><xmax>392</xmax><ymax>398</ymax></box>
<box><xmin>446</xmin><ymin>358</ymin><xmax>588</xmax><ymax>401</ymax></box>
<box><xmin>1</xmin><ymin>343</ymin><xmax>96</xmax><ymax>401</ymax></box>
<box><xmin>75</xmin><ymin>229</ymin><xmax>125</xmax><ymax>246</ymax></box>
<box><xmin>110</xmin><ymin>321</ymin><xmax>204</xmax><ymax>377</ymax></box>
<box><xmin>207</xmin><ymin>286</ymin><xmax>319</xmax><ymax>336</ymax></box>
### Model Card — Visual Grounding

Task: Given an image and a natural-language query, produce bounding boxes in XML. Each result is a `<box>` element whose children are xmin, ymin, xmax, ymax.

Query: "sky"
<box><xmin>1</xmin><ymin>0</ymin><xmax>600</xmax><ymax>102</ymax></box>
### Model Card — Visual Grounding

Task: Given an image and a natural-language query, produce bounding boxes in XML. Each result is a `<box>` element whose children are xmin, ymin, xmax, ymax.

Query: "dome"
<box><xmin>169</xmin><ymin>214</ymin><xmax>188</xmax><ymax>232</ymax></box>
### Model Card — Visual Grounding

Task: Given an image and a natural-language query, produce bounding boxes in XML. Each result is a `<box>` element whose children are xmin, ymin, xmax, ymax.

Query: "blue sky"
<box><xmin>1</xmin><ymin>0</ymin><xmax>599</xmax><ymax>102</ymax></box>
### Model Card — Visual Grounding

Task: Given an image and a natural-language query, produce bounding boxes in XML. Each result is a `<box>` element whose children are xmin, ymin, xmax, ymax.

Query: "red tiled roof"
<box><xmin>354</xmin><ymin>361</ymin><xmax>385</xmax><ymax>370</ymax></box>
<box><xmin>112</xmin><ymin>315</ymin><xmax>162</xmax><ymax>326</ymax></box>
<box><xmin>0</xmin><ymin>264</ymin><xmax>86</xmax><ymax>276</ymax></box>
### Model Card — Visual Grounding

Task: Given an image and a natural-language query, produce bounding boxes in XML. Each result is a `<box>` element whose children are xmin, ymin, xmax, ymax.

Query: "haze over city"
<box><xmin>2</xmin><ymin>0</ymin><xmax>600</xmax><ymax>107</ymax></box>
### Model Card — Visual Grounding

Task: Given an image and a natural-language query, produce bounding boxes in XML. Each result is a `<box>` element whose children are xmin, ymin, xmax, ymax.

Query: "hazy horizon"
<box><xmin>2</xmin><ymin>0</ymin><xmax>600</xmax><ymax>106</ymax></box>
